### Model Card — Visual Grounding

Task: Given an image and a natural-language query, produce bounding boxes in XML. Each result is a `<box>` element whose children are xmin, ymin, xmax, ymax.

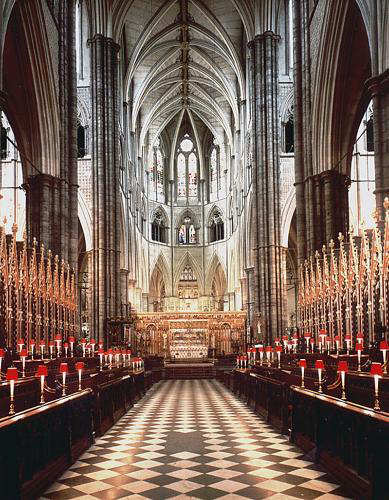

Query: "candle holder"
<box><xmin>81</xmin><ymin>338</ymin><xmax>87</xmax><ymax>358</ymax></box>
<box><xmin>55</xmin><ymin>334</ymin><xmax>62</xmax><ymax>358</ymax></box>
<box><xmin>258</xmin><ymin>347</ymin><xmax>264</xmax><ymax>366</ymax></box>
<box><xmin>276</xmin><ymin>346</ymin><xmax>282</xmax><ymax>368</ymax></box>
<box><xmin>90</xmin><ymin>339</ymin><xmax>96</xmax><ymax>356</ymax></box>
<box><xmin>64</xmin><ymin>342</ymin><xmax>69</xmax><ymax>357</ymax></box>
<box><xmin>315</xmin><ymin>359</ymin><xmax>325</xmax><ymax>393</ymax></box>
<box><xmin>48</xmin><ymin>341</ymin><xmax>54</xmax><ymax>360</ymax></box>
<box><xmin>326</xmin><ymin>336</ymin><xmax>331</xmax><ymax>355</ymax></box>
<box><xmin>0</xmin><ymin>348</ymin><xmax>4</xmax><ymax>377</ymax></box>
<box><xmin>20</xmin><ymin>349</ymin><xmax>28</xmax><ymax>377</ymax></box>
<box><xmin>380</xmin><ymin>341</ymin><xmax>388</xmax><ymax>374</ymax></box>
<box><xmin>30</xmin><ymin>340</ymin><xmax>35</xmax><ymax>360</ymax></box>
<box><xmin>345</xmin><ymin>334</ymin><xmax>351</xmax><ymax>355</ymax></box>
<box><xmin>17</xmin><ymin>339</ymin><xmax>24</xmax><ymax>354</ymax></box>
<box><xmin>40</xmin><ymin>340</ymin><xmax>45</xmax><ymax>360</ymax></box>
<box><xmin>59</xmin><ymin>363</ymin><xmax>68</xmax><ymax>396</ymax></box>
<box><xmin>334</xmin><ymin>335</ymin><xmax>340</xmax><ymax>356</ymax></box>
<box><xmin>304</xmin><ymin>333</ymin><xmax>311</xmax><ymax>352</ymax></box>
<box><xmin>338</xmin><ymin>361</ymin><xmax>348</xmax><ymax>400</ymax></box>
<box><xmin>108</xmin><ymin>349</ymin><xmax>113</xmax><ymax>369</ymax></box>
<box><xmin>75</xmin><ymin>361</ymin><xmax>84</xmax><ymax>391</ymax></box>
<box><xmin>356</xmin><ymin>344</ymin><xmax>363</xmax><ymax>371</ymax></box>
<box><xmin>36</xmin><ymin>365</ymin><xmax>48</xmax><ymax>404</ymax></box>
<box><xmin>299</xmin><ymin>359</ymin><xmax>307</xmax><ymax>388</ymax></box>
<box><xmin>370</xmin><ymin>362</ymin><xmax>383</xmax><ymax>410</ymax></box>
<box><xmin>98</xmin><ymin>348</ymin><xmax>104</xmax><ymax>370</ymax></box>
<box><xmin>6</xmin><ymin>367</ymin><xmax>18</xmax><ymax>415</ymax></box>
<box><xmin>68</xmin><ymin>336</ymin><xmax>75</xmax><ymax>357</ymax></box>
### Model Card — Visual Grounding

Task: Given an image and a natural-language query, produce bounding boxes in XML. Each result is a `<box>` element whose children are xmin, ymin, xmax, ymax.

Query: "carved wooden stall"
<box><xmin>133</xmin><ymin>311</ymin><xmax>246</xmax><ymax>358</ymax></box>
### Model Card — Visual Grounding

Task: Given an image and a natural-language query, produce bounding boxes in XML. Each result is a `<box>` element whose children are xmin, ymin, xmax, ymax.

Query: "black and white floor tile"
<box><xmin>41</xmin><ymin>380</ymin><xmax>353</xmax><ymax>499</ymax></box>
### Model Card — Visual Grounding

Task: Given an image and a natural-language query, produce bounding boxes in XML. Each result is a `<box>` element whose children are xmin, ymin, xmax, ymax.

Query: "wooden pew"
<box><xmin>0</xmin><ymin>389</ymin><xmax>93</xmax><ymax>500</ymax></box>
<box><xmin>290</xmin><ymin>386</ymin><xmax>389</xmax><ymax>500</ymax></box>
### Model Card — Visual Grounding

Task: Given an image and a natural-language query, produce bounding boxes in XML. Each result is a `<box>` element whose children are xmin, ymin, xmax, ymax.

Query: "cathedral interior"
<box><xmin>0</xmin><ymin>1</ymin><xmax>388</xmax><ymax>499</ymax></box>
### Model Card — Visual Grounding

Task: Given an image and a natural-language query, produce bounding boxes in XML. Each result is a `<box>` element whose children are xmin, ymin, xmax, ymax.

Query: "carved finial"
<box><xmin>329</xmin><ymin>239</ymin><xmax>335</xmax><ymax>250</ymax></box>
<box><xmin>32</xmin><ymin>237</ymin><xmax>37</xmax><ymax>246</ymax></box>
<box><xmin>322</xmin><ymin>245</ymin><xmax>327</xmax><ymax>255</ymax></box>
<box><xmin>315</xmin><ymin>250</ymin><xmax>320</xmax><ymax>259</ymax></box>
<box><xmin>338</xmin><ymin>232</ymin><xmax>344</xmax><ymax>243</ymax></box>
<box><xmin>384</xmin><ymin>197</ymin><xmax>389</xmax><ymax>211</ymax></box>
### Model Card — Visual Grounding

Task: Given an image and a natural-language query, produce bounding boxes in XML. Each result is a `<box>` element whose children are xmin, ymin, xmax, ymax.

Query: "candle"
<box><xmin>310</xmin><ymin>337</ymin><xmax>315</xmax><ymax>353</ymax></box>
<box><xmin>304</xmin><ymin>333</ymin><xmax>311</xmax><ymax>351</ymax></box>
<box><xmin>6</xmin><ymin>367</ymin><xmax>18</xmax><ymax>415</ymax></box>
<box><xmin>315</xmin><ymin>359</ymin><xmax>325</xmax><ymax>393</ymax></box>
<box><xmin>36</xmin><ymin>364</ymin><xmax>48</xmax><ymax>404</ymax></box>
<box><xmin>59</xmin><ymin>363</ymin><xmax>68</xmax><ymax>396</ymax></box>
<box><xmin>20</xmin><ymin>349</ymin><xmax>28</xmax><ymax>378</ymax></box>
<box><xmin>334</xmin><ymin>335</ymin><xmax>340</xmax><ymax>356</ymax></box>
<box><xmin>17</xmin><ymin>339</ymin><xmax>24</xmax><ymax>354</ymax></box>
<box><xmin>275</xmin><ymin>346</ymin><xmax>282</xmax><ymax>368</ymax></box>
<box><xmin>30</xmin><ymin>339</ymin><xmax>35</xmax><ymax>359</ymax></box>
<box><xmin>48</xmin><ymin>341</ymin><xmax>54</xmax><ymax>360</ymax></box>
<box><xmin>370</xmin><ymin>362</ymin><xmax>383</xmax><ymax>410</ymax></box>
<box><xmin>40</xmin><ymin>340</ymin><xmax>45</xmax><ymax>360</ymax></box>
<box><xmin>299</xmin><ymin>359</ymin><xmax>307</xmax><ymax>388</ymax></box>
<box><xmin>80</xmin><ymin>338</ymin><xmax>87</xmax><ymax>358</ymax></box>
<box><xmin>326</xmin><ymin>336</ymin><xmax>331</xmax><ymax>354</ymax></box>
<box><xmin>68</xmin><ymin>336</ymin><xmax>75</xmax><ymax>357</ymax></box>
<box><xmin>356</xmin><ymin>343</ymin><xmax>363</xmax><ymax>371</ymax></box>
<box><xmin>380</xmin><ymin>341</ymin><xmax>388</xmax><ymax>374</ymax></box>
<box><xmin>90</xmin><ymin>339</ymin><xmax>96</xmax><ymax>355</ymax></box>
<box><xmin>0</xmin><ymin>348</ymin><xmax>4</xmax><ymax>376</ymax></box>
<box><xmin>258</xmin><ymin>347</ymin><xmax>264</xmax><ymax>365</ymax></box>
<box><xmin>345</xmin><ymin>334</ymin><xmax>352</xmax><ymax>355</ymax></box>
<box><xmin>55</xmin><ymin>334</ymin><xmax>62</xmax><ymax>357</ymax></box>
<box><xmin>98</xmin><ymin>348</ymin><xmax>104</xmax><ymax>370</ymax></box>
<box><xmin>75</xmin><ymin>361</ymin><xmax>84</xmax><ymax>391</ymax></box>
<box><xmin>64</xmin><ymin>342</ymin><xmax>69</xmax><ymax>357</ymax></box>
<box><xmin>338</xmin><ymin>361</ymin><xmax>348</xmax><ymax>400</ymax></box>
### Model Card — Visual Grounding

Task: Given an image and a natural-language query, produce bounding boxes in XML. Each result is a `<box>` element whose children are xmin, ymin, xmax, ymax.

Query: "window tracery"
<box><xmin>178</xmin><ymin>215</ymin><xmax>197</xmax><ymax>245</ymax></box>
<box><xmin>176</xmin><ymin>135</ymin><xmax>198</xmax><ymax>200</ymax></box>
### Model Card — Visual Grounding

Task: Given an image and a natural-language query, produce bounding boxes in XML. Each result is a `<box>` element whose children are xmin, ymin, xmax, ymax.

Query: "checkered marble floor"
<box><xmin>41</xmin><ymin>380</ymin><xmax>353</xmax><ymax>499</ymax></box>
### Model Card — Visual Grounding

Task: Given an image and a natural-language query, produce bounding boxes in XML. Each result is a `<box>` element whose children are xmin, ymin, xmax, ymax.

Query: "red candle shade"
<box><xmin>315</xmin><ymin>359</ymin><xmax>325</xmax><ymax>370</ymax></box>
<box><xmin>36</xmin><ymin>365</ymin><xmax>48</xmax><ymax>377</ymax></box>
<box><xmin>356</xmin><ymin>332</ymin><xmax>363</xmax><ymax>341</ymax></box>
<box><xmin>266</xmin><ymin>346</ymin><xmax>273</xmax><ymax>352</ymax></box>
<box><xmin>68</xmin><ymin>337</ymin><xmax>75</xmax><ymax>343</ymax></box>
<box><xmin>345</xmin><ymin>334</ymin><xmax>351</xmax><ymax>341</ymax></box>
<box><xmin>17</xmin><ymin>339</ymin><xmax>24</xmax><ymax>346</ymax></box>
<box><xmin>30</xmin><ymin>340</ymin><xmax>35</xmax><ymax>346</ymax></box>
<box><xmin>356</xmin><ymin>344</ymin><xmax>363</xmax><ymax>351</ymax></box>
<box><xmin>338</xmin><ymin>361</ymin><xmax>348</xmax><ymax>372</ymax></box>
<box><xmin>80</xmin><ymin>338</ymin><xmax>87</xmax><ymax>344</ymax></box>
<box><xmin>90</xmin><ymin>339</ymin><xmax>96</xmax><ymax>345</ymax></box>
<box><xmin>98</xmin><ymin>348</ymin><xmax>104</xmax><ymax>355</ymax></box>
<box><xmin>40</xmin><ymin>340</ymin><xmax>45</xmax><ymax>346</ymax></box>
<box><xmin>370</xmin><ymin>362</ymin><xmax>383</xmax><ymax>376</ymax></box>
<box><xmin>55</xmin><ymin>334</ymin><xmax>62</xmax><ymax>341</ymax></box>
<box><xmin>334</xmin><ymin>335</ymin><xmax>340</xmax><ymax>342</ymax></box>
<box><xmin>59</xmin><ymin>363</ymin><xmax>68</xmax><ymax>374</ymax></box>
<box><xmin>108</xmin><ymin>348</ymin><xmax>113</xmax><ymax>354</ymax></box>
<box><xmin>6</xmin><ymin>367</ymin><xmax>18</xmax><ymax>380</ymax></box>
<box><xmin>276</xmin><ymin>346</ymin><xmax>282</xmax><ymax>352</ymax></box>
<box><xmin>304</xmin><ymin>332</ymin><xmax>311</xmax><ymax>338</ymax></box>
<box><xmin>75</xmin><ymin>362</ymin><xmax>85</xmax><ymax>371</ymax></box>
<box><xmin>20</xmin><ymin>349</ymin><xmax>27</xmax><ymax>358</ymax></box>
<box><xmin>310</xmin><ymin>338</ymin><xmax>315</xmax><ymax>343</ymax></box>
<box><xmin>49</xmin><ymin>341</ymin><xmax>54</xmax><ymax>347</ymax></box>
<box><xmin>380</xmin><ymin>341</ymin><xmax>389</xmax><ymax>351</ymax></box>
<box><xmin>299</xmin><ymin>359</ymin><xmax>307</xmax><ymax>368</ymax></box>
<box><xmin>258</xmin><ymin>347</ymin><xmax>264</xmax><ymax>352</ymax></box>
<box><xmin>64</xmin><ymin>342</ymin><xmax>69</xmax><ymax>348</ymax></box>
<box><xmin>0</xmin><ymin>348</ymin><xmax>4</xmax><ymax>358</ymax></box>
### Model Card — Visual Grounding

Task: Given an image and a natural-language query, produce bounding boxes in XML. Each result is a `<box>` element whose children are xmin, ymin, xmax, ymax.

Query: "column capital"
<box><xmin>87</xmin><ymin>34</ymin><xmax>120</xmax><ymax>54</ymax></box>
<box><xmin>366</xmin><ymin>68</ymin><xmax>389</xmax><ymax>98</ymax></box>
<box><xmin>247</xmin><ymin>31</ymin><xmax>281</xmax><ymax>48</ymax></box>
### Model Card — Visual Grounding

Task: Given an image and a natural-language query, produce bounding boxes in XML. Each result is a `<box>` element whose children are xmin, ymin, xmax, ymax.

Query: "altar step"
<box><xmin>164</xmin><ymin>363</ymin><xmax>216</xmax><ymax>379</ymax></box>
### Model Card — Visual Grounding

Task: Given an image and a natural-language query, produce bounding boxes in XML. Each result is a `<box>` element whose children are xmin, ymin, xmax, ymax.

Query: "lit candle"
<box><xmin>310</xmin><ymin>337</ymin><xmax>315</xmax><ymax>353</ymax></box>
<box><xmin>59</xmin><ymin>363</ymin><xmax>68</xmax><ymax>396</ymax></box>
<box><xmin>265</xmin><ymin>346</ymin><xmax>273</xmax><ymax>366</ymax></box>
<box><xmin>370</xmin><ymin>362</ymin><xmax>383</xmax><ymax>410</ymax></box>
<box><xmin>345</xmin><ymin>334</ymin><xmax>352</xmax><ymax>355</ymax></box>
<box><xmin>48</xmin><ymin>341</ymin><xmax>54</xmax><ymax>360</ymax></box>
<box><xmin>315</xmin><ymin>359</ymin><xmax>325</xmax><ymax>393</ymax></box>
<box><xmin>334</xmin><ymin>335</ymin><xmax>340</xmax><ymax>356</ymax></box>
<box><xmin>356</xmin><ymin>343</ymin><xmax>363</xmax><ymax>372</ymax></box>
<box><xmin>36</xmin><ymin>364</ymin><xmax>48</xmax><ymax>404</ymax></box>
<box><xmin>40</xmin><ymin>340</ymin><xmax>45</xmax><ymax>360</ymax></box>
<box><xmin>275</xmin><ymin>345</ymin><xmax>282</xmax><ymax>368</ymax></box>
<box><xmin>63</xmin><ymin>342</ymin><xmax>69</xmax><ymax>357</ymax></box>
<box><xmin>98</xmin><ymin>348</ymin><xmax>104</xmax><ymax>370</ymax></box>
<box><xmin>292</xmin><ymin>333</ymin><xmax>298</xmax><ymax>353</ymax></box>
<box><xmin>30</xmin><ymin>339</ymin><xmax>35</xmax><ymax>359</ymax></box>
<box><xmin>0</xmin><ymin>348</ymin><xmax>4</xmax><ymax>376</ymax></box>
<box><xmin>75</xmin><ymin>361</ymin><xmax>84</xmax><ymax>391</ymax></box>
<box><xmin>379</xmin><ymin>341</ymin><xmax>388</xmax><ymax>374</ymax></box>
<box><xmin>55</xmin><ymin>334</ymin><xmax>62</xmax><ymax>357</ymax></box>
<box><xmin>326</xmin><ymin>336</ymin><xmax>331</xmax><ymax>355</ymax></box>
<box><xmin>6</xmin><ymin>367</ymin><xmax>18</xmax><ymax>415</ymax></box>
<box><xmin>80</xmin><ymin>338</ymin><xmax>87</xmax><ymax>358</ymax></box>
<box><xmin>337</xmin><ymin>361</ymin><xmax>348</xmax><ymax>400</ymax></box>
<box><xmin>90</xmin><ymin>339</ymin><xmax>96</xmax><ymax>355</ymax></box>
<box><xmin>17</xmin><ymin>339</ymin><xmax>24</xmax><ymax>354</ymax></box>
<box><xmin>304</xmin><ymin>333</ymin><xmax>311</xmax><ymax>351</ymax></box>
<box><xmin>68</xmin><ymin>336</ymin><xmax>75</xmax><ymax>357</ymax></box>
<box><xmin>258</xmin><ymin>347</ymin><xmax>264</xmax><ymax>365</ymax></box>
<box><xmin>356</xmin><ymin>332</ymin><xmax>364</xmax><ymax>347</ymax></box>
<box><xmin>299</xmin><ymin>359</ymin><xmax>307</xmax><ymax>388</ymax></box>
<box><xmin>108</xmin><ymin>348</ymin><xmax>113</xmax><ymax>368</ymax></box>
<box><xmin>319</xmin><ymin>330</ymin><xmax>327</xmax><ymax>353</ymax></box>
<box><xmin>20</xmin><ymin>349</ymin><xmax>28</xmax><ymax>378</ymax></box>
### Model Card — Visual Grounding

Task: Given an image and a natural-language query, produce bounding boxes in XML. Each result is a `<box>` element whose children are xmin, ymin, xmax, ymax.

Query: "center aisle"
<box><xmin>42</xmin><ymin>380</ymin><xmax>352</xmax><ymax>499</ymax></box>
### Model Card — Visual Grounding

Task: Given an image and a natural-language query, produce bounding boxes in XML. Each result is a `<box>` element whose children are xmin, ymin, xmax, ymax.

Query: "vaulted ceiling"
<box><xmin>121</xmin><ymin>0</ymin><xmax>252</xmax><ymax>151</ymax></box>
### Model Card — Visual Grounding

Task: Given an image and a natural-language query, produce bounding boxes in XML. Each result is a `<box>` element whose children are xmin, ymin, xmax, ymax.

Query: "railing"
<box><xmin>290</xmin><ymin>386</ymin><xmax>389</xmax><ymax>500</ymax></box>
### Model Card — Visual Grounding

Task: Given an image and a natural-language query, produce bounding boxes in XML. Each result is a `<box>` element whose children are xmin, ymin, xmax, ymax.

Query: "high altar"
<box><xmin>132</xmin><ymin>311</ymin><xmax>246</xmax><ymax>358</ymax></box>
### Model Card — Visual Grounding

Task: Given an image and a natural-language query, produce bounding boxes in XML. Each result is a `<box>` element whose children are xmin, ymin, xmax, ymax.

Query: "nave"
<box><xmin>42</xmin><ymin>380</ymin><xmax>351</xmax><ymax>500</ymax></box>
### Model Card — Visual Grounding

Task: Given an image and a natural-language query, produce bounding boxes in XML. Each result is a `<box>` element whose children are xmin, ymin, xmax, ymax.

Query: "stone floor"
<box><xmin>41</xmin><ymin>379</ymin><xmax>353</xmax><ymax>499</ymax></box>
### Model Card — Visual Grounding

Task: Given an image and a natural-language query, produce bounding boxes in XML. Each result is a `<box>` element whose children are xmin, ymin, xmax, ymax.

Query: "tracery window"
<box><xmin>178</xmin><ymin>215</ymin><xmax>197</xmax><ymax>245</ymax></box>
<box><xmin>209</xmin><ymin>209</ymin><xmax>224</xmax><ymax>243</ymax></box>
<box><xmin>151</xmin><ymin>210</ymin><xmax>166</xmax><ymax>243</ymax></box>
<box><xmin>210</xmin><ymin>145</ymin><xmax>218</xmax><ymax>194</ymax></box>
<box><xmin>176</xmin><ymin>135</ymin><xmax>198</xmax><ymax>200</ymax></box>
<box><xmin>180</xmin><ymin>266</ymin><xmax>196</xmax><ymax>281</ymax></box>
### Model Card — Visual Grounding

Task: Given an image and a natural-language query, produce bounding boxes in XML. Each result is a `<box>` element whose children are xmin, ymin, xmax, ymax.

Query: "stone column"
<box><xmin>368</xmin><ymin>69</ymin><xmax>389</xmax><ymax>228</ymax></box>
<box><xmin>249</xmin><ymin>31</ymin><xmax>284</xmax><ymax>344</ymax></box>
<box><xmin>89</xmin><ymin>34</ymin><xmax>121</xmax><ymax>342</ymax></box>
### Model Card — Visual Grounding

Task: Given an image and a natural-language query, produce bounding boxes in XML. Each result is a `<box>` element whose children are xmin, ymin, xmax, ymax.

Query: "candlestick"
<box><xmin>36</xmin><ymin>365</ymin><xmax>48</xmax><ymax>404</ymax></box>
<box><xmin>0</xmin><ymin>349</ymin><xmax>4</xmax><ymax>377</ymax></box>
<box><xmin>338</xmin><ymin>361</ymin><xmax>348</xmax><ymax>400</ymax></box>
<box><xmin>6</xmin><ymin>367</ymin><xmax>18</xmax><ymax>415</ymax></box>
<box><xmin>60</xmin><ymin>363</ymin><xmax>68</xmax><ymax>396</ymax></box>
<box><xmin>40</xmin><ymin>341</ymin><xmax>45</xmax><ymax>360</ymax></box>
<box><xmin>30</xmin><ymin>340</ymin><xmax>35</xmax><ymax>360</ymax></box>
<box><xmin>299</xmin><ymin>359</ymin><xmax>307</xmax><ymax>388</ymax></box>
<box><xmin>98</xmin><ymin>348</ymin><xmax>104</xmax><ymax>371</ymax></box>
<box><xmin>75</xmin><ymin>361</ymin><xmax>84</xmax><ymax>391</ymax></box>
<box><xmin>370</xmin><ymin>362</ymin><xmax>383</xmax><ymax>410</ymax></box>
<box><xmin>315</xmin><ymin>359</ymin><xmax>325</xmax><ymax>393</ymax></box>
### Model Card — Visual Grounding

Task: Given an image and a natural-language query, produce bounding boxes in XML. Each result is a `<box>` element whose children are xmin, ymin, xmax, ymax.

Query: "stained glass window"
<box><xmin>178</xmin><ymin>215</ymin><xmax>197</xmax><ymax>245</ymax></box>
<box><xmin>177</xmin><ymin>153</ymin><xmax>186</xmax><ymax>197</ymax></box>
<box><xmin>188</xmin><ymin>153</ymin><xmax>197</xmax><ymax>197</ymax></box>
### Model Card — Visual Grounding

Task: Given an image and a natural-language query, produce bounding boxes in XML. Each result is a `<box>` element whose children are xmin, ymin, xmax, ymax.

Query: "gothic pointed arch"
<box><xmin>173</xmin><ymin>252</ymin><xmax>204</xmax><ymax>296</ymax></box>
